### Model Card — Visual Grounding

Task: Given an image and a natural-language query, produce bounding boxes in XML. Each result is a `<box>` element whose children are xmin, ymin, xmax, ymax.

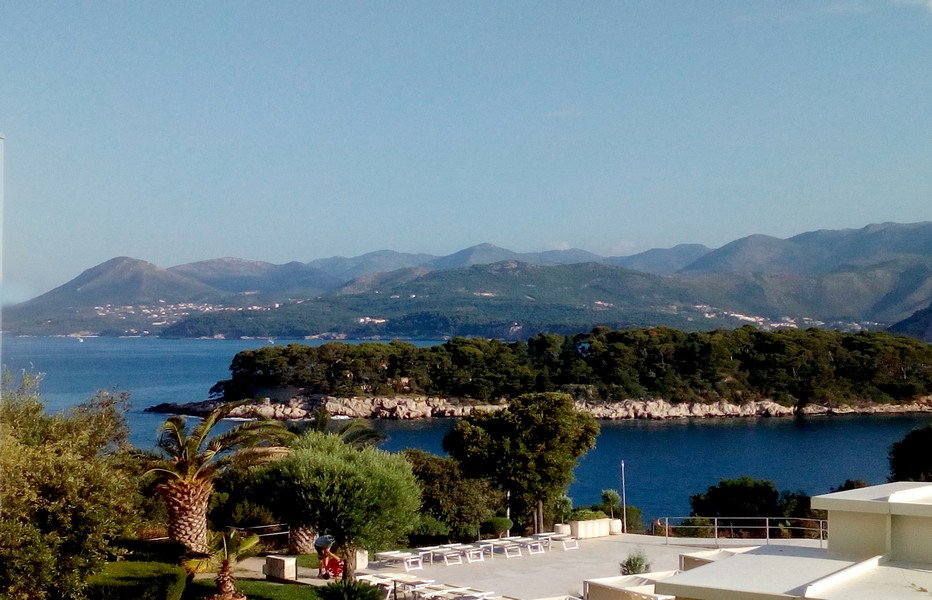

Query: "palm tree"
<box><xmin>287</xmin><ymin>407</ymin><xmax>384</xmax><ymax>448</ymax></box>
<box><xmin>184</xmin><ymin>529</ymin><xmax>260</xmax><ymax>600</ymax></box>
<box><xmin>146</xmin><ymin>402</ymin><xmax>292</xmax><ymax>552</ymax></box>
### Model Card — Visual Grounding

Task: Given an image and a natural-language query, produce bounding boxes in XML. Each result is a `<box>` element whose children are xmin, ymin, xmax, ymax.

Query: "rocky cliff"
<box><xmin>146</xmin><ymin>394</ymin><xmax>932</xmax><ymax>420</ymax></box>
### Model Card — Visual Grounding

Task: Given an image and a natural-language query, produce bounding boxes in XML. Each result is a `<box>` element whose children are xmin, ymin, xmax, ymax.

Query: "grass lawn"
<box><xmin>183</xmin><ymin>579</ymin><xmax>318</xmax><ymax>600</ymax></box>
<box><xmin>295</xmin><ymin>554</ymin><xmax>320</xmax><ymax>569</ymax></box>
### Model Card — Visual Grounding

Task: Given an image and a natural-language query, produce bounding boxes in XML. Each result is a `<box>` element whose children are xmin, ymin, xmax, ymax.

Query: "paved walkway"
<box><xmin>238</xmin><ymin>534</ymin><xmax>824</xmax><ymax>599</ymax></box>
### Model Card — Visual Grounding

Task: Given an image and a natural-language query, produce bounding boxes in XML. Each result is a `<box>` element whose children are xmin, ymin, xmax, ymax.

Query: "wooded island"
<box><xmin>209</xmin><ymin>326</ymin><xmax>932</xmax><ymax>411</ymax></box>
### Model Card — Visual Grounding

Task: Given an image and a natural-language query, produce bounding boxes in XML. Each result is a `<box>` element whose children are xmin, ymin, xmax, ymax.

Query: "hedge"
<box><xmin>86</xmin><ymin>561</ymin><xmax>187</xmax><ymax>600</ymax></box>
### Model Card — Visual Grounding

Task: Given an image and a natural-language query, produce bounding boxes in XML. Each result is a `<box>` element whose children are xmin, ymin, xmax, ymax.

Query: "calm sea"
<box><xmin>3</xmin><ymin>335</ymin><xmax>930</xmax><ymax>520</ymax></box>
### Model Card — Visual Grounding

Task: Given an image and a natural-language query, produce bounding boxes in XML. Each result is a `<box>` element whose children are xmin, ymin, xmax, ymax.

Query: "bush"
<box><xmin>569</xmin><ymin>508</ymin><xmax>607</xmax><ymax>521</ymax></box>
<box><xmin>480</xmin><ymin>516</ymin><xmax>513</xmax><ymax>537</ymax></box>
<box><xmin>86</xmin><ymin>561</ymin><xmax>187</xmax><ymax>600</ymax></box>
<box><xmin>622</xmin><ymin>505</ymin><xmax>645</xmax><ymax>533</ymax></box>
<box><xmin>409</xmin><ymin>515</ymin><xmax>453</xmax><ymax>545</ymax></box>
<box><xmin>316</xmin><ymin>580</ymin><xmax>384</xmax><ymax>600</ymax></box>
<box><xmin>113</xmin><ymin>538</ymin><xmax>187</xmax><ymax>564</ymax></box>
<box><xmin>672</xmin><ymin>517</ymin><xmax>714</xmax><ymax>538</ymax></box>
<box><xmin>184</xmin><ymin>579</ymin><xmax>317</xmax><ymax>599</ymax></box>
<box><xmin>620</xmin><ymin>549</ymin><xmax>651</xmax><ymax>575</ymax></box>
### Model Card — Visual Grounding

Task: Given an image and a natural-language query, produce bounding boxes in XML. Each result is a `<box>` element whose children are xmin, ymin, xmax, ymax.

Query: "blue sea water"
<box><xmin>3</xmin><ymin>335</ymin><xmax>931</xmax><ymax>520</ymax></box>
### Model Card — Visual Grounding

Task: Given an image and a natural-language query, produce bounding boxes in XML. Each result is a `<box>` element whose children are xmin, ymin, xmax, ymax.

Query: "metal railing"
<box><xmin>653</xmin><ymin>516</ymin><xmax>827</xmax><ymax>548</ymax></box>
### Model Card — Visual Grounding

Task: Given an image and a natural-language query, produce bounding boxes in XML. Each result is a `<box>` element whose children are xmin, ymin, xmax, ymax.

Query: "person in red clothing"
<box><xmin>314</xmin><ymin>534</ymin><xmax>338</xmax><ymax>579</ymax></box>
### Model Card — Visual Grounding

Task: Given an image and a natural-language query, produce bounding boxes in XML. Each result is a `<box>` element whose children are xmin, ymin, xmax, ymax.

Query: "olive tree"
<box><xmin>0</xmin><ymin>372</ymin><xmax>139</xmax><ymax>600</ymax></box>
<box><xmin>252</xmin><ymin>432</ymin><xmax>421</xmax><ymax>578</ymax></box>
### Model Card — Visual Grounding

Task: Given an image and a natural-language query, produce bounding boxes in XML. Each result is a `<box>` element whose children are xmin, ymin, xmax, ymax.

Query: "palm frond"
<box><xmin>189</xmin><ymin>401</ymin><xmax>246</xmax><ymax>452</ymax></box>
<box><xmin>205</xmin><ymin>419</ymin><xmax>292</xmax><ymax>454</ymax></box>
<box><xmin>337</xmin><ymin>420</ymin><xmax>384</xmax><ymax>448</ymax></box>
<box><xmin>156</xmin><ymin>416</ymin><xmax>188</xmax><ymax>456</ymax></box>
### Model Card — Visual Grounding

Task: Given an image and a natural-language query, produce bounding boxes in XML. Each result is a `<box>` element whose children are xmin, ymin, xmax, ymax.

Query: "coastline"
<box><xmin>144</xmin><ymin>394</ymin><xmax>932</xmax><ymax>421</ymax></box>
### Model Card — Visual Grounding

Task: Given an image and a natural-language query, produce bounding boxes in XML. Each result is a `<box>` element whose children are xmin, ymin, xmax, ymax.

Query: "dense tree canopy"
<box><xmin>889</xmin><ymin>425</ymin><xmax>932</xmax><ymax>482</ymax></box>
<box><xmin>0</xmin><ymin>373</ymin><xmax>140</xmax><ymax>600</ymax></box>
<box><xmin>402</xmin><ymin>449</ymin><xmax>502</xmax><ymax>542</ymax></box>
<box><xmin>442</xmin><ymin>392</ymin><xmax>599</xmax><ymax>532</ymax></box>
<box><xmin>690</xmin><ymin>477</ymin><xmax>782</xmax><ymax>521</ymax></box>
<box><xmin>689</xmin><ymin>476</ymin><xmax>815</xmax><ymax>537</ymax></box>
<box><xmin>211</xmin><ymin>327</ymin><xmax>932</xmax><ymax>409</ymax></box>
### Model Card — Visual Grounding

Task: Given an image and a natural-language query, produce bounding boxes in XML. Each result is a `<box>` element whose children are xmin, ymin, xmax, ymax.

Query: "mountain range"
<box><xmin>5</xmin><ymin>222</ymin><xmax>932</xmax><ymax>341</ymax></box>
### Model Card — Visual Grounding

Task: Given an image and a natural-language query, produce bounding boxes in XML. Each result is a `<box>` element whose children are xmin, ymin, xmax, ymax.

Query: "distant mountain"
<box><xmin>605</xmin><ymin>244</ymin><xmax>712</xmax><ymax>274</ymax></box>
<box><xmin>21</xmin><ymin>257</ymin><xmax>216</xmax><ymax>309</ymax></box>
<box><xmin>890</xmin><ymin>301</ymin><xmax>932</xmax><ymax>342</ymax></box>
<box><xmin>6</xmin><ymin>221</ymin><xmax>932</xmax><ymax>339</ymax></box>
<box><xmin>308</xmin><ymin>244</ymin><xmax>606</xmax><ymax>280</ymax></box>
<box><xmin>425</xmin><ymin>243</ymin><xmax>606</xmax><ymax>270</ymax></box>
<box><xmin>169</xmin><ymin>258</ymin><xmax>342</xmax><ymax>295</ymax></box>
<box><xmin>307</xmin><ymin>250</ymin><xmax>438</xmax><ymax>281</ymax></box>
<box><xmin>682</xmin><ymin>222</ymin><xmax>932</xmax><ymax>274</ymax></box>
<box><xmin>2</xmin><ymin>257</ymin><xmax>220</xmax><ymax>335</ymax></box>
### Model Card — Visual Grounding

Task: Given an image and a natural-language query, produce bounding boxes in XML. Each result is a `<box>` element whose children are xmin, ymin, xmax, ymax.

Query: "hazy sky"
<box><xmin>2</xmin><ymin>1</ymin><xmax>932</xmax><ymax>303</ymax></box>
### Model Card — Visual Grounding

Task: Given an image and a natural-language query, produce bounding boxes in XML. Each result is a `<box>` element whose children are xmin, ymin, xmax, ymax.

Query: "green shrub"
<box><xmin>113</xmin><ymin>538</ymin><xmax>187</xmax><ymax>564</ymax></box>
<box><xmin>569</xmin><ymin>508</ymin><xmax>607</xmax><ymax>521</ymax></box>
<box><xmin>672</xmin><ymin>517</ymin><xmax>714</xmax><ymax>538</ymax></box>
<box><xmin>480</xmin><ymin>516</ymin><xmax>513</xmax><ymax>537</ymax></box>
<box><xmin>185</xmin><ymin>579</ymin><xmax>318</xmax><ymax>599</ymax></box>
<box><xmin>316</xmin><ymin>580</ymin><xmax>384</xmax><ymax>600</ymax></box>
<box><xmin>86</xmin><ymin>561</ymin><xmax>187</xmax><ymax>600</ymax></box>
<box><xmin>409</xmin><ymin>515</ymin><xmax>454</xmax><ymax>545</ymax></box>
<box><xmin>620</xmin><ymin>548</ymin><xmax>651</xmax><ymax>575</ymax></box>
<box><xmin>0</xmin><ymin>520</ymin><xmax>56</xmax><ymax>599</ymax></box>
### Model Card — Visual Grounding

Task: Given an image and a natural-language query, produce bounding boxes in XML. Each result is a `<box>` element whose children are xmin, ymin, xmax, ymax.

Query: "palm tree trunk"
<box><xmin>216</xmin><ymin>559</ymin><xmax>237</xmax><ymax>598</ymax></box>
<box><xmin>288</xmin><ymin>524</ymin><xmax>317</xmax><ymax>555</ymax></box>
<box><xmin>160</xmin><ymin>479</ymin><xmax>212</xmax><ymax>553</ymax></box>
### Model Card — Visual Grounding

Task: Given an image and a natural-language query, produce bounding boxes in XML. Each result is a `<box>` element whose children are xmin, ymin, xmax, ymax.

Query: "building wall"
<box><xmin>828</xmin><ymin>510</ymin><xmax>887</xmax><ymax>557</ymax></box>
<box><xmin>584</xmin><ymin>581</ymin><xmax>659</xmax><ymax>600</ymax></box>
<box><xmin>891</xmin><ymin>514</ymin><xmax>932</xmax><ymax>563</ymax></box>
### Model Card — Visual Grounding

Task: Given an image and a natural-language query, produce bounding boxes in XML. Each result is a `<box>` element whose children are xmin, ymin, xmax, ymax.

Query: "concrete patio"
<box><xmin>237</xmin><ymin>534</ymin><xmax>824</xmax><ymax>599</ymax></box>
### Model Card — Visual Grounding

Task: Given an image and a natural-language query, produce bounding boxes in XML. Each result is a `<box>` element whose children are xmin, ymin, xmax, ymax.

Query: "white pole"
<box><xmin>621</xmin><ymin>460</ymin><xmax>627</xmax><ymax>534</ymax></box>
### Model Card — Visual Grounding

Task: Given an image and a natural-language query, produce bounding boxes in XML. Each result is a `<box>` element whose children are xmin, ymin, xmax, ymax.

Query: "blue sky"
<box><xmin>2</xmin><ymin>1</ymin><xmax>932</xmax><ymax>303</ymax></box>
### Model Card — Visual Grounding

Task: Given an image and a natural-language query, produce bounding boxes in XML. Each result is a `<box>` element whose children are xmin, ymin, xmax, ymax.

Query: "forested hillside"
<box><xmin>211</xmin><ymin>326</ymin><xmax>932</xmax><ymax>409</ymax></box>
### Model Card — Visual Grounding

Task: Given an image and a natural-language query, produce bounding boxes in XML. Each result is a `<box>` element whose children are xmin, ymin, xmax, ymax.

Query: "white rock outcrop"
<box><xmin>153</xmin><ymin>394</ymin><xmax>932</xmax><ymax>421</ymax></box>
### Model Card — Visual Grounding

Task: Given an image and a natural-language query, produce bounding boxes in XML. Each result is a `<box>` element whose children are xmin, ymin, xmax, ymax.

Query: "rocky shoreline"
<box><xmin>145</xmin><ymin>394</ymin><xmax>932</xmax><ymax>421</ymax></box>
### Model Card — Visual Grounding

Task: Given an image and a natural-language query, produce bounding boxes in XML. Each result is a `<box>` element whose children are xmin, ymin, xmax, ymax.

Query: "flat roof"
<box><xmin>807</xmin><ymin>560</ymin><xmax>932</xmax><ymax>600</ymax></box>
<box><xmin>654</xmin><ymin>546</ymin><xmax>859</xmax><ymax>600</ymax></box>
<box><xmin>811</xmin><ymin>482</ymin><xmax>932</xmax><ymax>516</ymax></box>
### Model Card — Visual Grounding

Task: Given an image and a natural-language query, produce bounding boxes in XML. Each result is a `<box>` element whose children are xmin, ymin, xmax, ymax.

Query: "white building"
<box><xmin>588</xmin><ymin>482</ymin><xmax>932</xmax><ymax>600</ymax></box>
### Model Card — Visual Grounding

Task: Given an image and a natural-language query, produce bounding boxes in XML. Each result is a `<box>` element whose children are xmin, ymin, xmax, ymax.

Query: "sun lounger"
<box><xmin>431</xmin><ymin>547</ymin><xmax>465</xmax><ymax>566</ymax></box>
<box><xmin>464</xmin><ymin>547</ymin><xmax>485</xmax><ymax>563</ymax></box>
<box><xmin>471</xmin><ymin>541</ymin><xmax>495</xmax><ymax>558</ymax></box>
<box><xmin>359</xmin><ymin>573</ymin><xmax>435</xmax><ymax>600</ymax></box>
<box><xmin>530</xmin><ymin>532</ymin><xmax>557</xmax><ymax>550</ymax></box>
<box><xmin>375</xmin><ymin>550</ymin><xmax>407</xmax><ymax>567</ymax></box>
<box><xmin>416</xmin><ymin>545</ymin><xmax>442</xmax><ymax>564</ymax></box>
<box><xmin>515</xmin><ymin>537</ymin><xmax>545</xmax><ymax>555</ymax></box>
<box><xmin>415</xmin><ymin>584</ymin><xmax>496</xmax><ymax>600</ymax></box>
<box><xmin>428</xmin><ymin>590</ymin><xmax>495</xmax><ymax>600</ymax></box>
<box><xmin>488</xmin><ymin>539</ymin><xmax>522</xmax><ymax>558</ymax></box>
<box><xmin>414</xmin><ymin>585</ymin><xmax>472</xmax><ymax>599</ymax></box>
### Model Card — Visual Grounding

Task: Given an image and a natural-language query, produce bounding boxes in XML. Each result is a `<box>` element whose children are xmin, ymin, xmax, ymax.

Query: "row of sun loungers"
<box><xmin>357</xmin><ymin>572</ymin><xmax>521</xmax><ymax>600</ymax></box>
<box><xmin>373</xmin><ymin>532</ymin><xmax>579</xmax><ymax>572</ymax></box>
